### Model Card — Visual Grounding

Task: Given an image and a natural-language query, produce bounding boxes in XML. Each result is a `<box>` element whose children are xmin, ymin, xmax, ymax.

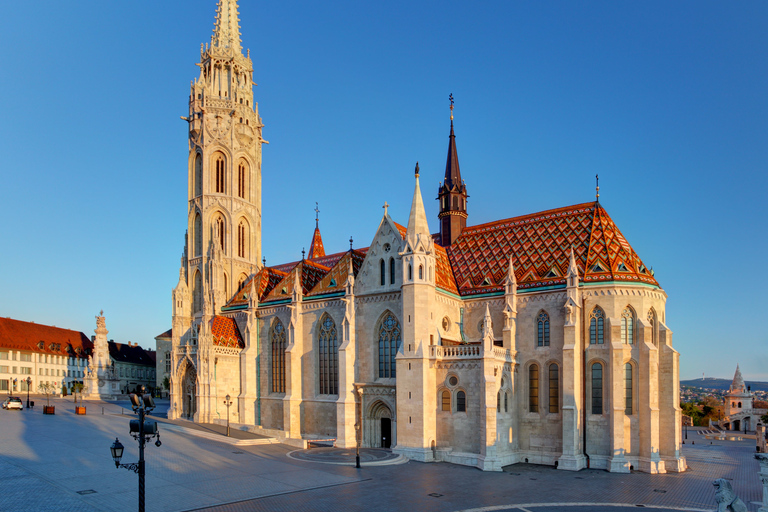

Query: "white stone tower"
<box><xmin>182</xmin><ymin>0</ymin><xmax>264</xmax><ymax>317</ymax></box>
<box><xmin>169</xmin><ymin>0</ymin><xmax>264</xmax><ymax>421</ymax></box>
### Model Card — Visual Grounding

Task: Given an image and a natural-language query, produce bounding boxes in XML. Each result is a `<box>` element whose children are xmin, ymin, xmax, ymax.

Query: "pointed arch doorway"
<box><xmin>181</xmin><ymin>361</ymin><xmax>197</xmax><ymax>420</ymax></box>
<box><xmin>367</xmin><ymin>400</ymin><xmax>395</xmax><ymax>449</ymax></box>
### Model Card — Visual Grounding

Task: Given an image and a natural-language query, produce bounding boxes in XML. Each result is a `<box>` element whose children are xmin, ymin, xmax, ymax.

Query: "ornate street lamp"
<box><xmin>25</xmin><ymin>377</ymin><xmax>32</xmax><ymax>409</ymax></box>
<box><xmin>224</xmin><ymin>395</ymin><xmax>233</xmax><ymax>437</ymax></box>
<box><xmin>109</xmin><ymin>393</ymin><xmax>161</xmax><ymax>512</ymax></box>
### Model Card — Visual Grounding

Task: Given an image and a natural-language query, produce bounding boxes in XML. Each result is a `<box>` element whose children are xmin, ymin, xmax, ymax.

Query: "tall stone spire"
<box><xmin>730</xmin><ymin>364</ymin><xmax>746</xmax><ymax>393</ymax></box>
<box><xmin>212</xmin><ymin>0</ymin><xmax>242</xmax><ymax>54</ymax></box>
<box><xmin>437</xmin><ymin>95</ymin><xmax>469</xmax><ymax>246</ymax></box>
<box><xmin>406</xmin><ymin>163</ymin><xmax>432</xmax><ymax>248</ymax></box>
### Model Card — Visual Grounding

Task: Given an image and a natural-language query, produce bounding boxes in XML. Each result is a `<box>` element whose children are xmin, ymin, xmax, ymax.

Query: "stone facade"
<box><xmin>167</xmin><ymin>0</ymin><xmax>687</xmax><ymax>475</ymax></box>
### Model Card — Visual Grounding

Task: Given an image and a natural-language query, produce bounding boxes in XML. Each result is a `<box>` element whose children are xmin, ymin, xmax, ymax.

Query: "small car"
<box><xmin>3</xmin><ymin>397</ymin><xmax>23</xmax><ymax>410</ymax></box>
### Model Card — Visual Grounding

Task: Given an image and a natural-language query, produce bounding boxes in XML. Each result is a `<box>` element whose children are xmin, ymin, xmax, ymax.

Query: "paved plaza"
<box><xmin>0</xmin><ymin>396</ymin><xmax>764</xmax><ymax>512</ymax></box>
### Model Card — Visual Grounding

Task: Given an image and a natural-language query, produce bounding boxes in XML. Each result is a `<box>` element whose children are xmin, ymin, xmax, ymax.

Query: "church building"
<box><xmin>167</xmin><ymin>0</ymin><xmax>686</xmax><ymax>474</ymax></box>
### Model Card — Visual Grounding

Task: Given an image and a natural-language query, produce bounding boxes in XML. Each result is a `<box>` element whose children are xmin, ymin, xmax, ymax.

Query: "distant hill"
<box><xmin>681</xmin><ymin>378</ymin><xmax>768</xmax><ymax>392</ymax></box>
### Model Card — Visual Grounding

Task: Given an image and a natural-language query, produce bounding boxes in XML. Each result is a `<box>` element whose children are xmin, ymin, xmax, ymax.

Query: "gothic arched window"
<box><xmin>378</xmin><ymin>313</ymin><xmax>401</xmax><ymax>378</ymax></box>
<box><xmin>497</xmin><ymin>392</ymin><xmax>501</xmax><ymax>412</ymax></box>
<box><xmin>271</xmin><ymin>319</ymin><xmax>286</xmax><ymax>393</ymax></box>
<box><xmin>589</xmin><ymin>307</ymin><xmax>605</xmax><ymax>345</ymax></box>
<box><xmin>549</xmin><ymin>363</ymin><xmax>559</xmax><ymax>413</ymax></box>
<box><xmin>591</xmin><ymin>362</ymin><xmax>603</xmax><ymax>414</ymax></box>
<box><xmin>193</xmin><ymin>212</ymin><xmax>202</xmax><ymax>257</ymax></box>
<box><xmin>238</xmin><ymin>221</ymin><xmax>247</xmax><ymax>258</ymax></box>
<box><xmin>389</xmin><ymin>258</ymin><xmax>395</xmax><ymax>285</ymax></box>
<box><xmin>537</xmin><ymin>311</ymin><xmax>550</xmax><ymax>347</ymax></box>
<box><xmin>194</xmin><ymin>153</ymin><xmax>202</xmax><ymax>196</ymax></box>
<box><xmin>419</xmin><ymin>265</ymin><xmax>423</xmax><ymax>280</ymax></box>
<box><xmin>529</xmin><ymin>364</ymin><xmax>539</xmax><ymax>413</ymax></box>
<box><xmin>318</xmin><ymin>315</ymin><xmax>338</xmax><ymax>395</ymax></box>
<box><xmin>625</xmin><ymin>363</ymin><xmax>633</xmax><ymax>415</ymax></box>
<box><xmin>380</xmin><ymin>259</ymin><xmax>385</xmax><ymax>286</ymax></box>
<box><xmin>215</xmin><ymin>154</ymin><xmax>226</xmax><ymax>193</ymax></box>
<box><xmin>504</xmin><ymin>391</ymin><xmax>509</xmax><ymax>412</ymax></box>
<box><xmin>193</xmin><ymin>270</ymin><xmax>202</xmax><ymax>313</ymax></box>
<box><xmin>237</xmin><ymin>161</ymin><xmax>247</xmax><ymax>199</ymax></box>
<box><xmin>215</xmin><ymin>216</ymin><xmax>225</xmax><ymax>254</ymax></box>
<box><xmin>621</xmin><ymin>307</ymin><xmax>635</xmax><ymax>345</ymax></box>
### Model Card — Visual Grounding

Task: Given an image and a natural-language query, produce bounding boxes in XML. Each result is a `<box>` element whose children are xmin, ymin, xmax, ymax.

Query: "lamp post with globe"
<box><xmin>25</xmin><ymin>377</ymin><xmax>31</xmax><ymax>408</ymax></box>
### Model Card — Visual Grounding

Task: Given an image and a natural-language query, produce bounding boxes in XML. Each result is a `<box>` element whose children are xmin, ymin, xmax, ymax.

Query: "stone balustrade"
<box><xmin>428</xmin><ymin>344</ymin><xmax>511</xmax><ymax>362</ymax></box>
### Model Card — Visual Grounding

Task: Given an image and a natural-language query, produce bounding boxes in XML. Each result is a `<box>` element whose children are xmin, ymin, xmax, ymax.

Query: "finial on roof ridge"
<box><xmin>415</xmin><ymin>162</ymin><xmax>420</xmax><ymax>177</ymax></box>
<box><xmin>449</xmin><ymin>93</ymin><xmax>454</xmax><ymax>121</ymax></box>
<box><xmin>314</xmin><ymin>202</ymin><xmax>320</xmax><ymax>227</ymax></box>
<box><xmin>595</xmin><ymin>174</ymin><xmax>600</xmax><ymax>202</ymax></box>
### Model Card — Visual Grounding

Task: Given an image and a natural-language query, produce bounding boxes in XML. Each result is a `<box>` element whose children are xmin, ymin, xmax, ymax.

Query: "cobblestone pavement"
<box><xmin>0</xmin><ymin>401</ymin><xmax>763</xmax><ymax>512</ymax></box>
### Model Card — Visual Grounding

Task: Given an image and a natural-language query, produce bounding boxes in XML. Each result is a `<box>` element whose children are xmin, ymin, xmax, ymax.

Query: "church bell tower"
<box><xmin>437</xmin><ymin>95</ymin><xmax>468</xmax><ymax>246</ymax></box>
<box><xmin>182</xmin><ymin>0</ymin><xmax>265</xmax><ymax>318</ymax></box>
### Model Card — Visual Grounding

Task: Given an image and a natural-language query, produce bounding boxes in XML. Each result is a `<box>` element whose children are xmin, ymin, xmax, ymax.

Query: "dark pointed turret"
<box><xmin>437</xmin><ymin>94</ymin><xmax>468</xmax><ymax>246</ymax></box>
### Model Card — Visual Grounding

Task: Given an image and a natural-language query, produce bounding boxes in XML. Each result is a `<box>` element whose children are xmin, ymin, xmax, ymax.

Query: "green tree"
<box><xmin>163</xmin><ymin>377</ymin><xmax>170</xmax><ymax>390</ymax></box>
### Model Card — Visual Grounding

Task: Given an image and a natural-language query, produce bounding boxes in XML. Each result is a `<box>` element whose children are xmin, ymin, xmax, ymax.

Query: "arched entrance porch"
<box><xmin>365</xmin><ymin>400</ymin><xmax>395</xmax><ymax>449</ymax></box>
<box><xmin>180</xmin><ymin>360</ymin><xmax>197</xmax><ymax>420</ymax></box>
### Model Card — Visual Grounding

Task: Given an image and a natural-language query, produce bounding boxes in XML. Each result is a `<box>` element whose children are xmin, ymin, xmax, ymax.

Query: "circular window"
<box><xmin>477</xmin><ymin>319</ymin><xmax>484</xmax><ymax>334</ymax></box>
<box><xmin>448</xmin><ymin>376</ymin><xmax>458</xmax><ymax>387</ymax></box>
<box><xmin>442</xmin><ymin>316</ymin><xmax>451</xmax><ymax>332</ymax></box>
<box><xmin>383</xmin><ymin>243</ymin><xmax>391</xmax><ymax>253</ymax></box>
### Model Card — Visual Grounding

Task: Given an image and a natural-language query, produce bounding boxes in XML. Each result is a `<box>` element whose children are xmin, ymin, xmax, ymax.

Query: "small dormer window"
<box><xmin>329</xmin><ymin>278</ymin><xmax>337</xmax><ymax>287</ymax></box>
<box><xmin>282</xmin><ymin>287</ymin><xmax>287</xmax><ymax>294</ymax></box>
<box><xmin>591</xmin><ymin>263</ymin><xmax>604</xmax><ymax>272</ymax></box>
<box><xmin>544</xmin><ymin>269</ymin><xmax>558</xmax><ymax>278</ymax></box>
<box><xmin>638</xmin><ymin>264</ymin><xmax>647</xmax><ymax>274</ymax></box>
<box><xmin>37</xmin><ymin>341</ymin><xmax>44</xmax><ymax>350</ymax></box>
<box><xmin>617</xmin><ymin>262</ymin><xmax>629</xmax><ymax>272</ymax></box>
<box><xmin>482</xmin><ymin>276</ymin><xmax>492</xmax><ymax>285</ymax></box>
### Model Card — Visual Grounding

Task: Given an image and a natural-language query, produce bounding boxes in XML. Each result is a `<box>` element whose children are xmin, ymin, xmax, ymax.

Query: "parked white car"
<box><xmin>2</xmin><ymin>397</ymin><xmax>23</xmax><ymax>410</ymax></box>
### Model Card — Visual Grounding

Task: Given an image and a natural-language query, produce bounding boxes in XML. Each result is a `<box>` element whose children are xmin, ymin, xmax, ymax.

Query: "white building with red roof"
<box><xmin>166</xmin><ymin>0</ymin><xmax>686</xmax><ymax>474</ymax></box>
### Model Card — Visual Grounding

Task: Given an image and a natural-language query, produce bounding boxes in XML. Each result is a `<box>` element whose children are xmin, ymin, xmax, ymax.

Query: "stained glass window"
<box><xmin>537</xmin><ymin>311</ymin><xmax>550</xmax><ymax>347</ymax></box>
<box><xmin>529</xmin><ymin>364</ymin><xmax>539</xmax><ymax>413</ymax></box>
<box><xmin>318</xmin><ymin>315</ymin><xmax>338</xmax><ymax>395</ymax></box>
<box><xmin>589</xmin><ymin>307</ymin><xmax>605</xmax><ymax>344</ymax></box>
<box><xmin>378</xmin><ymin>313</ymin><xmax>401</xmax><ymax>378</ymax></box>
<box><xmin>549</xmin><ymin>363</ymin><xmax>559</xmax><ymax>413</ymax></box>
<box><xmin>271</xmin><ymin>319</ymin><xmax>286</xmax><ymax>393</ymax></box>
<box><xmin>625</xmin><ymin>363</ymin><xmax>633</xmax><ymax>415</ymax></box>
<box><xmin>591</xmin><ymin>362</ymin><xmax>603</xmax><ymax>414</ymax></box>
<box><xmin>621</xmin><ymin>307</ymin><xmax>635</xmax><ymax>344</ymax></box>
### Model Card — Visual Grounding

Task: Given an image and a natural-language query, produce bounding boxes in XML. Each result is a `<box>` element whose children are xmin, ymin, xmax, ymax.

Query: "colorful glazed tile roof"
<box><xmin>447</xmin><ymin>202</ymin><xmax>658</xmax><ymax>296</ymax></box>
<box><xmin>272</xmin><ymin>250</ymin><xmax>349</xmax><ymax>274</ymax></box>
<box><xmin>210</xmin><ymin>315</ymin><xmax>244</xmax><ymax>348</ymax></box>
<box><xmin>393</xmin><ymin>222</ymin><xmax>407</xmax><ymax>239</ymax></box>
<box><xmin>0</xmin><ymin>317</ymin><xmax>92</xmax><ymax>359</ymax></box>
<box><xmin>262</xmin><ymin>259</ymin><xmax>331</xmax><ymax>303</ymax></box>
<box><xmin>434</xmin><ymin>244</ymin><xmax>459</xmax><ymax>295</ymax></box>
<box><xmin>308</xmin><ymin>225</ymin><xmax>325</xmax><ymax>258</ymax></box>
<box><xmin>306</xmin><ymin>250</ymin><xmax>366</xmax><ymax>297</ymax></box>
<box><xmin>225</xmin><ymin>267</ymin><xmax>288</xmax><ymax>308</ymax></box>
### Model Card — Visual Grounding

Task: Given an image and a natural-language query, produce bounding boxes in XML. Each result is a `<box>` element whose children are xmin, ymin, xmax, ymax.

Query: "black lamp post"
<box><xmin>224</xmin><ymin>394</ymin><xmax>233</xmax><ymax>437</ymax></box>
<box><xmin>25</xmin><ymin>377</ymin><xmax>31</xmax><ymax>409</ymax></box>
<box><xmin>109</xmin><ymin>393</ymin><xmax>161</xmax><ymax>512</ymax></box>
<box><xmin>354</xmin><ymin>422</ymin><xmax>361</xmax><ymax>468</ymax></box>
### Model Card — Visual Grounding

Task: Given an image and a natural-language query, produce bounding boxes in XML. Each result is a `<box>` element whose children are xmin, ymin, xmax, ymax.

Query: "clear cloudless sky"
<box><xmin>1</xmin><ymin>1</ymin><xmax>766</xmax><ymax>381</ymax></box>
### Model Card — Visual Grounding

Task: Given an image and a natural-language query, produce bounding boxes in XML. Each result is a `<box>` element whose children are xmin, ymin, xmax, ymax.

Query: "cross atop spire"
<box><xmin>212</xmin><ymin>0</ymin><xmax>242</xmax><ymax>54</ymax></box>
<box><xmin>314</xmin><ymin>202</ymin><xmax>320</xmax><ymax>227</ymax></box>
<box><xmin>595</xmin><ymin>174</ymin><xmax>600</xmax><ymax>202</ymax></box>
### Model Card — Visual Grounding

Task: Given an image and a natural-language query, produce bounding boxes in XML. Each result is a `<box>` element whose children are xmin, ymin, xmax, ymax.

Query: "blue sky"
<box><xmin>1</xmin><ymin>1</ymin><xmax>766</xmax><ymax>381</ymax></box>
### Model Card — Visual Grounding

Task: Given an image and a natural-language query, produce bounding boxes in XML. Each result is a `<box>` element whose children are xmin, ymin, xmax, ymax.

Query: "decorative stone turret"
<box><xmin>394</xmin><ymin>163</ymin><xmax>438</xmax><ymax>462</ymax></box>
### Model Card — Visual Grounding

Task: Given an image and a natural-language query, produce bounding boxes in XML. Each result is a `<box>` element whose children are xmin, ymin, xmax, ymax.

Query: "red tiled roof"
<box><xmin>308</xmin><ymin>226</ymin><xmax>325</xmax><ymax>258</ymax></box>
<box><xmin>393</xmin><ymin>222</ymin><xmax>407</xmax><ymax>239</ymax></box>
<box><xmin>0</xmin><ymin>317</ymin><xmax>92</xmax><ymax>358</ymax></box>
<box><xmin>263</xmin><ymin>259</ymin><xmax>331</xmax><ymax>303</ymax></box>
<box><xmin>447</xmin><ymin>202</ymin><xmax>658</xmax><ymax>296</ymax></box>
<box><xmin>435</xmin><ymin>244</ymin><xmax>459</xmax><ymax>295</ymax></box>
<box><xmin>306</xmin><ymin>250</ymin><xmax>366</xmax><ymax>297</ymax></box>
<box><xmin>210</xmin><ymin>316</ymin><xmax>244</xmax><ymax>349</ymax></box>
<box><xmin>225</xmin><ymin>266</ymin><xmax>288</xmax><ymax>308</ymax></box>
